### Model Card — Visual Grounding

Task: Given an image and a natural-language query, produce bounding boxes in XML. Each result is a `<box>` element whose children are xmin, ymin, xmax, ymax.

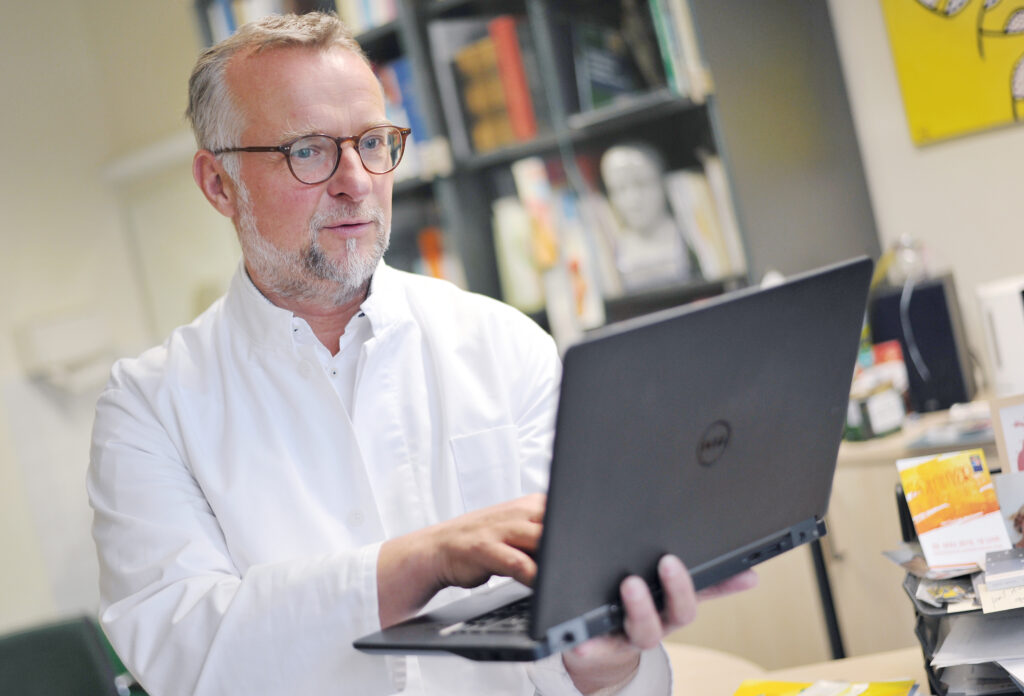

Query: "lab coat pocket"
<box><xmin>450</xmin><ymin>425</ymin><xmax>521</xmax><ymax>512</ymax></box>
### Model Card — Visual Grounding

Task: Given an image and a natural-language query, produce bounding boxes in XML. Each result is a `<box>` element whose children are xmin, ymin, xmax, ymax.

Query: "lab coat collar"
<box><xmin>223</xmin><ymin>260</ymin><xmax>412</xmax><ymax>351</ymax></box>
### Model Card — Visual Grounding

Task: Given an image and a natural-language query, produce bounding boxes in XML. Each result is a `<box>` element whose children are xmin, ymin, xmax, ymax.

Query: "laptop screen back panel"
<box><xmin>529</xmin><ymin>258</ymin><xmax>873</xmax><ymax>640</ymax></box>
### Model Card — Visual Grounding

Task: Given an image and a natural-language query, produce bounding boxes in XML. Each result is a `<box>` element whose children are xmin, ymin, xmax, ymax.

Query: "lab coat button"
<box><xmin>348</xmin><ymin>510</ymin><xmax>365</xmax><ymax>527</ymax></box>
<box><xmin>298</xmin><ymin>362</ymin><xmax>312</xmax><ymax>379</ymax></box>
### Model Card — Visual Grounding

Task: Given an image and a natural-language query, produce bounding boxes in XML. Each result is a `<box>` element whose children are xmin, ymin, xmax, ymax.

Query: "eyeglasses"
<box><xmin>213</xmin><ymin>125</ymin><xmax>411</xmax><ymax>184</ymax></box>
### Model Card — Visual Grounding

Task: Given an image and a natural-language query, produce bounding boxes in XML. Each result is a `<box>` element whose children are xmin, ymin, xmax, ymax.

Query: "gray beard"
<box><xmin>235</xmin><ymin>182</ymin><xmax>389</xmax><ymax>307</ymax></box>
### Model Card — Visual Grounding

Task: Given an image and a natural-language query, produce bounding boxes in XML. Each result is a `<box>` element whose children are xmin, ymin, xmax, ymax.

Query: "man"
<box><xmin>88</xmin><ymin>12</ymin><xmax>753</xmax><ymax>696</ymax></box>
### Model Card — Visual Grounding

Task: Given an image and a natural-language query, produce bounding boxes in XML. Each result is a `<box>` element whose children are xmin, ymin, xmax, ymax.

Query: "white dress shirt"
<box><xmin>88</xmin><ymin>262</ymin><xmax>670</xmax><ymax>695</ymax></box>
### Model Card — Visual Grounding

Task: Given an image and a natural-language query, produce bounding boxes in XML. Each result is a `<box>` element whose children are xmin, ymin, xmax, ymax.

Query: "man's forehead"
<box><xmin>229</xmin><ymin>44</ymin><xmax>351</xmax><ymax>80</ymax></box>
<box><xmin>228</xmin><ymin>45</ymin><xmax>384</xmax><ymax>123</ymax></box>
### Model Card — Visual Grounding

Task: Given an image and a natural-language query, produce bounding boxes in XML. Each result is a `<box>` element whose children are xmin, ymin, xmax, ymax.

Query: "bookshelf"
<box><xmin>192</xmin><ymin>0</ymin><xmax>881</xmax><ymax>341</ymax></box>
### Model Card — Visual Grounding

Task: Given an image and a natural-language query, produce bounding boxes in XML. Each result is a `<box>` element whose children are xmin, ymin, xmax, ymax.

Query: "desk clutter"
<box><xmin>732</xmin><ymin>679</ymin><xmax>919</xmax><ymax>695</ymax></box>
<box><xmin>883</xmin><ymin>441</ymin><xmax>1024</xmax><ymax>695</ymax></box>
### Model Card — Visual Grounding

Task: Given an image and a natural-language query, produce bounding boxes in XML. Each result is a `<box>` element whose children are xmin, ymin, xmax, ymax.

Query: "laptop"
<box><xmin>354</xmin><ymin>256</ymin><xmax>874</xmax><ymax>662</ymax></box>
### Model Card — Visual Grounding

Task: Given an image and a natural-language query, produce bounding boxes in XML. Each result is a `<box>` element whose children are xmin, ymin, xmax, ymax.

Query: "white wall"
<box><xmin>828</xmin><ymin>0</ymin><xmax>1024</xmax><ymax>389</ymax></box>
<box><xmin>0</xmin><ymin>1</ymin><xmax>235</xmax><ymax>633</ymax></box>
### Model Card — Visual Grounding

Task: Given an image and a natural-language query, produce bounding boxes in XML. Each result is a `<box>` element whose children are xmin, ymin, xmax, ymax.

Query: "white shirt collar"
<box><xmin>223</xmin><ymin>259</ymin><xmax>409</xmax><ymax>351</ymax></box>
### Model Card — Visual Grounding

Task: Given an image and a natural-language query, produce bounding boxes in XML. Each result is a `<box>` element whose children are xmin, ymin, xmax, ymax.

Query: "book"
<box><xmin>576</xmin><ymin>191</ymin><xmax>624</xmax><ymax>299</ymax></box>
<box><xmin>487</xmin><ymin>15</ymin><xmax>538</xmax><ymax>142</ymax></box>
<box><xmin>698</xmin><ymin>151</ymin><xmax>746</xmax><ymax>275</ymax></box>
<box><xmin>514</xmin><ymin>16</ymin><xmax>552</xmax><ymax>135</ymax></box>
<box><xmin>452</xmin><ymin>34</ymin><xmax>517</xmax><ymax>154</ymax></box>
<box><xmin>647</xmin><ymin>0</ymin><xmax>688</xmax><ymax>95</ymax></box>
<box><xmin>233</xmin><ymin>0</ymin><xmax>282</xmax><ymax>24</ymax></box>
<box><xmin>335</xmin><ymin>0</ymin><xmax>397</xmax><ymax>34</ymax></box>
<box><xmin>492</xmin><ymin>196</ymin><xmax>546</xmax><ymax>313</ymax></box>
<box><xmin>621</xmin><ymin>0</ymin><xmax>668</xmax><ymax>92</ymax></box>
<box><xmin>427</xmin><ymin>18</ymin><xmax>491</xmax><ymax>160</ymax></box>
<box><xmin>663</xmin><ymin>168</ymin><xmax>730</xmax><ymax>280</ymax></box>
<box><xmin>571</xmin><ymin>21</ymin><xmax>645</xmax><ymax>112</ymax></box>
<box><xmin>206</xmin><ymin>0</ymin><xmax>237</xmax><ymax>42</ymax></box>
<box><xmin>509</xmin><ymin>157</ymin><xmax>560</xmax><ymax>273</ymax></box>
<box><xmin>897</xmin><ymin>449</ymin><xmax>1011</xmax><ymax>570</ymax></box>
<box><xmin>554</xmin><ymin>189</ymin><xmax>606</xmax><ymax>330</ymax></box>
<box><xmin>664</xmin><ymin>0</ymin><xmax>711</xmax><ymax>102</ymax></box>
<box><xmin>413</xmin><ymin>226</ymin><xmax>467</xmax><ymax>288</ymax></box>
<box><xmin>390</xmin><ymin>57</ymin><xmax>430</xmax><ymax>144</ymax></box>
<box><xmin>509</xmin><ymin>156</ymin><xmax>589</xmax><ymax>350</ymax></box>
<box><xmin>984</xmin><ymin>547</ymin><xmax>1024</xmax><ymax>590</ymax></box>
<box><xmin>374</xmin><ymin>61</ymin><xmax>420</xmax><ymax>181</ymax></box>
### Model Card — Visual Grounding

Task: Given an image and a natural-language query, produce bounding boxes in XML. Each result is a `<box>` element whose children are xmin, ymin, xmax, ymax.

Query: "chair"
<box><xmin>0</xmin><ymin>614</ymin><xmax>133</xmax><ymax>696</ymax></box>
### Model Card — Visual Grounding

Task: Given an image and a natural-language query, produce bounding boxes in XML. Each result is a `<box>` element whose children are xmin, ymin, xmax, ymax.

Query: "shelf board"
<box><xmin>565</xmin><ymin>88</ymin><xmax>702</xmax><ymax>137</ymax></box>
<box><xmin>356</xmin><ymin>20</ymin><xmax>399</xmax><ymax>46</ymax></box>
<box><xmin>447</xmin><ymin>90</ymin><xmax>705</xmax><ymax>171</ymax></box>
<box><xmin>526</xmin><ymin>276</ymin><xmax>747</xmax><ymax>334</ymax></box>
<box><xmin>393</xmin><ymin>176</ymin><xmax>435</xmax><ymax>197</ymax></box>
<box><xmin>455</xmin><ymin>131</ymin><xmax>562</xmax><ymax>170</ymax></box>
<box><xmin>601</xmin><ymin>276</ymin><xmax>745</xmax><ymax>324</ymax></box>
<box><xmin>428</xmin><ymin>0</ymin><xmax>476</xmax><ymax>15</ymax></box>
<box><xmin>427</xmin><ymin>0</ymin><xmax>527</xmax><ymax>19</ymax></box>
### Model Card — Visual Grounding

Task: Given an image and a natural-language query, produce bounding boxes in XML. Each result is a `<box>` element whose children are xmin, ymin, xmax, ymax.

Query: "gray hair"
<box><xmin>185</xmin><ymin>11</ymin><xmax>368</xmax><ymax>167</ymax></box>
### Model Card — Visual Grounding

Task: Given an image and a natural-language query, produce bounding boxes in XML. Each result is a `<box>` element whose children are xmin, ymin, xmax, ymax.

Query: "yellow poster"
<box><xmin>880</xmin><ymin>0</ymin><xmax>1024</xmax><ymax>145</ymax></box>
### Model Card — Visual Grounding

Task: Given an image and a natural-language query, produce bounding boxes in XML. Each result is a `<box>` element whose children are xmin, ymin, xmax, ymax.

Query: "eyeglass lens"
<box><xmin>289</xmin><ymin>126</ymin><xmax>405</xmax><ymax>183</ymax></box>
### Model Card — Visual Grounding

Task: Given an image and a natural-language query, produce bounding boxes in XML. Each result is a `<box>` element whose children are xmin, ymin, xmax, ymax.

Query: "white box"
<box><xmin>978</xmin><ymin>275</ymin><xmax>1024</xmax><ymax>397</ymax></box>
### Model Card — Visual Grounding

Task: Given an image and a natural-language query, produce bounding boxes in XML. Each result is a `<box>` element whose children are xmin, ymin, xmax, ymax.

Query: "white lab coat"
<box><xmin>88</xmin><ymin>262</ymin><xmax>669</xmax><ymax>695</ymax></box>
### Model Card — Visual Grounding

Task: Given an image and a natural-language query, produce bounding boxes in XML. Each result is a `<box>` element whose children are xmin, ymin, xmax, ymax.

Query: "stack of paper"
<box><xmin>932</xmin><ymin>611</ymin><xmax>1024</xmax><ymax>685</ymax></box>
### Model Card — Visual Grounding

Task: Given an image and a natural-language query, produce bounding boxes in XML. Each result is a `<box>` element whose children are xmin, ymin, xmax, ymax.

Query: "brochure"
<box><xmin>897</xmin><ymin>449</ymin><xmax>1011</xmax><ymax>570</ymax></box>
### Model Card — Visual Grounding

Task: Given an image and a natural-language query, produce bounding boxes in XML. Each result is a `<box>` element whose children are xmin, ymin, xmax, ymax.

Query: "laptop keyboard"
<box><xmin>440</xmin><ymin>597</ymin><xmax>531</xmax><ymax>636</ymax></box>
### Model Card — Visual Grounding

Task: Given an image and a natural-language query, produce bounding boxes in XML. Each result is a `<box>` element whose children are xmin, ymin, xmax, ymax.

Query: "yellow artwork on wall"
<box><xmin>880</xmin><ymin>0</ymin><xmax>1024</xmax><ymax>145</ymax></box>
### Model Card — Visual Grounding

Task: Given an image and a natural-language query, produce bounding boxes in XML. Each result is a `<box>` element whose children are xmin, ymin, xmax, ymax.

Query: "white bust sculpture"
<box><xmin>600</xmin><ymin>142</ymin><xmax>691</xmax><ymax>291</ymax></box>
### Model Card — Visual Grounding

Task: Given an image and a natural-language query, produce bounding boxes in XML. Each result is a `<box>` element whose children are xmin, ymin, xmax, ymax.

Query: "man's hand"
<box><xmin>563</xmin><ymin>556</ymin><xmax>757</xmax><ymax>694</ymax></box>
<box><xmin>377</xmin><ymin>494</ymin><xmax>545</xmax><ymax>628</ymax></box>
<box><xmin>431</xmin><ymin>493</ymin><xmax>546</xmax><ymax>590</ymax></box>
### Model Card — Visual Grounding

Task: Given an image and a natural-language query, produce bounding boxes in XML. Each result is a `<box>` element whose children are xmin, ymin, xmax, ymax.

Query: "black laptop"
<box><xmin>354</xmin><ymin>256</ymin><xmax>873</xmax><ymax>661</ymax></box>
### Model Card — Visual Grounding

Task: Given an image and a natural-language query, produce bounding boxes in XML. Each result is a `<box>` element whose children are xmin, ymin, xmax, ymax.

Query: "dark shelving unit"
<box><xmin>192</xmin><ymin>0</ymin><xmax>882</xmax><ymax>327</ymax></box>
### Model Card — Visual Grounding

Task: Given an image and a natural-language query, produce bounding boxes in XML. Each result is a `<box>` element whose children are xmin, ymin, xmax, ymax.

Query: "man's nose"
<box><xmin>326</xmin><ymin>144</ymin><xmax>372</xmax><ymax>199</ymax></box>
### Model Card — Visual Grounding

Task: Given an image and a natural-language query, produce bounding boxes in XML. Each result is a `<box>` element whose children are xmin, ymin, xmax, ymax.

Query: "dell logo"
<box><xmin>697</xmin><ymin>420</ymin><xmax>731</xmax><ymax>466</ymax></box>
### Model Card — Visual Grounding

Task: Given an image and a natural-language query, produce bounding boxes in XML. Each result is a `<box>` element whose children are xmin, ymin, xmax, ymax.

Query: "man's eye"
<box><xmin>293</xmin><ymin>147</ymin><xmax>318</xmax><ymax>160</ymax></box>
<box><xmin>361</xmin><ymin>136</ymin><xmax>382</xmax><ymax>151</ymax></box>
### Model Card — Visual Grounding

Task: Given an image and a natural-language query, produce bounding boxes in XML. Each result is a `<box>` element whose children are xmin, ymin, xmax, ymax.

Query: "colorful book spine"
<box><xmin>647</xmin><ymin>0</ymin><xmax>687</xmax><ymax>95</ymax></box>
<box><xmin>453</xmin><ymin>35</ymin><xmax>516</xmax><ymax>153</ymax></box>
<box><xmin>390</xmin><ymin>56</ymin><xmax>430</xmax><ymax>141</ymax></box>
<box><xmin>488</xmin><ymin>16</ymin><xmax>538</xmax><ymax>142</ymax></box>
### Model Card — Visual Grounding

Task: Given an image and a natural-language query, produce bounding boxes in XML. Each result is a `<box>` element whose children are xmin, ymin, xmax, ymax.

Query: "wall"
<box><xmin>827</xmin><ymin>0</ymin><xmax>1024</xmax><ymax>390</ymax></box>
<box><xmin>0</xmin><ymin>1</ymin><xmax>230</xmax><ymax>633</ymax></box>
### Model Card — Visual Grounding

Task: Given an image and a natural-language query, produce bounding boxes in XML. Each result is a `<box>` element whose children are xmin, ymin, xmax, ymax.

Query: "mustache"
<box><xmin>309</xmin><ymin>205</ymin><xmax>386</xmax><ymax>231</ymax></box>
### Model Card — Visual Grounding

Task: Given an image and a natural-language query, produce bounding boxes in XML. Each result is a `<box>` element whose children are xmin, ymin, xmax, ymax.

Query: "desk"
<box><xmin>665</xmin><ymin>643</ymin><xmax>931</xmax><ymax>695</ymax></box>
<box><xmin>837</xmin><ymin>403</ymin><xmax>997</xmax><ymax>471</ymax></box>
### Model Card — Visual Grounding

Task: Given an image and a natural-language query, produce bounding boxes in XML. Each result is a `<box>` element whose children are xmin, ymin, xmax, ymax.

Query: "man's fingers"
<box><xmin>503</xmin><ymin>519</ymin><xmax>543</xmax><ymax>553</ymax></box>
<box><xmin>619</xmin><ymin>576</ymin><xmax>662</xmax><ymax>651</ymax></box>
<box><xmin>486</xmin><ymin>543</ymin><xmax>539</xmax><ymax>586</ymax></box>
<box><xmin>697</xmin><ymin>569</ymin><xmax>758</xmax><ymax>601</ymax></box>
<box><xmin>658</xmin><ymin>555</ymin><xmax>697</xmax><ymax>631</ymax></box>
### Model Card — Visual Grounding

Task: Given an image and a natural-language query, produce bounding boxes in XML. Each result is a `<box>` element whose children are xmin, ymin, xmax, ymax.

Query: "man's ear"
<box><xmin>193</xmin><ymin>150</ymin><xmax>238</xmax><ymax>218</ymax></box>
